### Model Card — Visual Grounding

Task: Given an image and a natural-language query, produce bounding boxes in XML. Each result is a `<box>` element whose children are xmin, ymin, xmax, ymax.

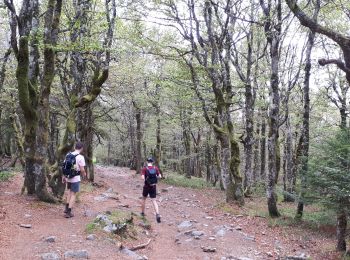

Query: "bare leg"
<box><xmin>151</xmin><ymin>198</ymin><xmax>159</xmax><ymax>215</ymax></box>
<box><xmin>66</xmin><ymin>190</ymin><xmax>71</xmax><ymax>204</ymax></box>
<box><xmin>68</xmin><ymin>191</ymin><xmax>76</xmax><ymax>209</ymax></box>
<box><xmin>141</xmin><ymin>197</ymin><xmax>146</xmax><ymax>214</ymax></box>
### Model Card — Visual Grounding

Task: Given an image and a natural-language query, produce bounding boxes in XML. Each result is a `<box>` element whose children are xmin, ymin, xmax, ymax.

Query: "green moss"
<box><xmin>163</xmin><ymin>173</ymin><xmax>211</xmax><ymax>189</ymax></box>
<box><xmin>66</xmin><ymin>112</ymin><xmax>76</xmax><ymax>133</ymax></box>
<box><xmin>215</xmin><ymin>202</ymin><xmax>242</xmax><ymax>215</ymax></box>
<box><xmin>85</xmin><ymin>223</ymin><xmax>97</xmax><ymax>233</ymax></box>
<box><xmin>0</xmin><ymin>171</ymin><xmax>14</xmax><ymax>182</ymax></box>
<box><xmin>80</xmin><ymin>183</ymin><xmax>95</xmax><ymax>193</ymax></box>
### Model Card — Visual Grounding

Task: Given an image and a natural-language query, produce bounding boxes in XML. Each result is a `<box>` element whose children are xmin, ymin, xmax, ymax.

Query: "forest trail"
<box><xmin>0</xmin><ymin>167</ymin><xmax>333</xmax><ymax>260</ymax></box>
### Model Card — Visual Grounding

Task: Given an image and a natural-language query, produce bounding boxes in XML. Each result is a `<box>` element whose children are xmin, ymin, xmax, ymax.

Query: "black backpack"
<box><xmin>62</xmin><ymin>153</ymin><xmax>80</xmax><ymax>179</ymax></box>
<box><xmin>145</xmin><ymin>167</ymin><xmax>158</xmax><ymax>185</ymax></box>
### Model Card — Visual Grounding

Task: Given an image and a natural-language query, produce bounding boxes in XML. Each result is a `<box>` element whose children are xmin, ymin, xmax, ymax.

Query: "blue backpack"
<box><xmin>62</xmin><ymin>153</ymin><xmax>80</xmax><ymax>179</ymax></box>
<box><xmin>145</xmin><ymin>167</ymin><xmax>158</xmax><ymax>185</ymax></box>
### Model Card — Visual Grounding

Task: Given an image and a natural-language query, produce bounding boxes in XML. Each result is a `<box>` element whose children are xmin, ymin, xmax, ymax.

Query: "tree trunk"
<box><xmin>283</xmin><ymin>118</ymin><xmax>295</xmax><ymax>202</ymax></box>
<box><xmin>336</xmin><ymin>209</ymin><xmax>347</xmax><ymax>251</ymax></box>
<box><xmin>295</xmin><ymin>2</ymin><xmax>319</xmax><ymax>219</ymax></box>
<box><xmin>129</xmin><ymin>113</ymin><xmax>136</xmax><ymax>170</ymax></box>
<box><xmin>0</xmin><ymin>48</ymin><xmax>12</xmax><ymax>158</ymax></box>
<box><xmin>253</xmin><ymin>111</ymin><xmax>260</xmax><ymax>182</ymax></box>
<box><xmin>260</xmin><ymin>110</ymin><xmax>267</xmax><ymax>180</ymax></box>
<box><xmin>33</xmin><ymin>0</ymin><xmax>62</xmax><ymax>202</ymax></box>
<box><xmin>260</xmin><ymin>0</ymin><xmax>282</xmax><ymax>217</ymax></box>
<box><xmin>48</xmin><ymin>113</ymin><xmax>59</xmax><ymax>165</ymax></box>
<box><xmin>76</xmin><ymin>105</ymin><xmax>95</xmax><ymax>181</ymax></box>
<box><xmin>134</xmin><ymin>101</ymin><xmax>142</xmax><ymax>175</ymax></box>
<box><xmin>205</xmin><ymin>134</ymin><xmax>211</xmax><ymax>183</ymax></box>
<box><xmin>181</xmin><ymin>107</ymin><xmax>192</xmax><ymax>178</ymax></box>
<box><xmin>10</xmin><ymin>111</ymin><xmax>25</xmax><ymax>168</ymax></box>
<box><xmin>243</xmin><ymin>82</ymin><xmax>254</xmax><ymax>194</ymax></box>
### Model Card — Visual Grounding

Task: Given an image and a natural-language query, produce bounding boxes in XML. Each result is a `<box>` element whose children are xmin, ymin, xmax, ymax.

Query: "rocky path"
<box><xmin>0</xmin><ymin>166</ymin><xmax>332</xmax><ymax>259</ymax></box>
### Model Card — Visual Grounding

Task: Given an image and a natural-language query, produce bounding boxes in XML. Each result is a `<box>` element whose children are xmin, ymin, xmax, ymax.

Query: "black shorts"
<box><xmin>142</xmin><ymin>185</ymin><xmax>156</xmax><ymax>198</ymax></box>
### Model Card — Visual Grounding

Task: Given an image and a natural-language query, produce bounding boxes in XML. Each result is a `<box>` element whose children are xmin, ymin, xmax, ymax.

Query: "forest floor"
<box><xmin>0</xmin><ymin>166</ymin><xmax>343</xmax><ymax>260</ymax></box>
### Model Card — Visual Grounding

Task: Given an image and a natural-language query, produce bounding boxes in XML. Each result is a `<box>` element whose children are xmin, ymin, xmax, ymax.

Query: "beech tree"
<box><xmin>5</xmin><ymin>0</ymin><xmax>63</xmax><ymax>202</ymax></box>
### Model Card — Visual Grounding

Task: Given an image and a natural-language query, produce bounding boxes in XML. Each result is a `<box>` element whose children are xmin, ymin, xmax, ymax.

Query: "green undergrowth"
<box><xmin>248</xmin><ymin>182</ymin><xmax>336</xmax><ymax>230</ymax></box>
<box><xmin>214</xmin><ymin>192</ymin><xmax>336</xmax><ymax>233</ymax></box>
<box><xmin>85</xmin><ymin>223</ymin><xmax>97</xmax><ymax>234</ymax></box>
<box><xmin>273</xmin><ymin>206</ymin><xmax>336</xmax><ymax>228</ymax></box>
<box><xmin>0</xmin><ymin>171</ymin><xmax>15</xmax><ymax>182</ymax></box>
<box><xmin>342</xmin><ymin>254</ymin><xmax>350</xmax><ymax>260</ymax></box>
<box><xmin>86</xmin><ymin>210</ymin><xmax>148</xmax><ymax>240</ymax></box>
<box><xmin>162</xmin><ymin>173</ymin><xmax>213</xmax><ymax>189</ymax></box>
<box><xmin>215</xmin><ymin>202</ymin><xmax>243</xmax><ymax>215</ymax></box>
<box><xmin>76</xmin><ymin>182</ymin><xmax>95</xmax><ymax>203</ymax></box>
<box><xmin>80</xmin><ymin>182</ymin><xmax>95</xmax><ymax>193</ymax></box>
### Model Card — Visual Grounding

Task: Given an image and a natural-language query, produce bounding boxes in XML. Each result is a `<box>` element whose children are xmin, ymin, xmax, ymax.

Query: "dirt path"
<box><xmin>0</xmin><ymin>166</ymin><xmax>338</xmax><ymax>259</ymax></box>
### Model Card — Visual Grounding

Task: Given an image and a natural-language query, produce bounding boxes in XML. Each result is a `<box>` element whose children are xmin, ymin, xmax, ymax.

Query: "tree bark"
<box><xmin>243</xmin><ymin>82</ymin><xmax>254</xmax><ymax>194</ymax></box>
<box><xmin>336</xmin><ymin>209</ymin><xmax>347</xmax><ymax>251</ymax></box>
<box><xmin>260</xmin><ymin>0</ymin><xmax>282</xmax><ymax>217</ymax></box>
<box><xmin>295</xmin><ymin>0</ymin><xmax>319</xmax><ymax>219</ymax></box>
<box><xmin>181</xmin><ymin>106</ymin><xmax>192</xmax><ymax>178</ymax></box>
<box><xmin>260</xmin><ymin>109</ymin><xmax>267</xmax><ymax>180</ymax></box>
<box><xmin>253</xmin><ymin>110</ymin><xmax>260</xmax><ymax>182</ymax></box>
<box><xmin>283</xmin><ymin>118</ymin><xmax>295</xmax><ymax>202</ymax></box>
<box><xmin>48</xmin><ymin>112</ymin><xmax>59</xmax><ymax>165</ymax></box>
<box><xmin>133</xmin><ymin>101</ymin><xmax>142</xmax><ymax>175</ymax></box>
<box><xmin>33</xmin><ymin>0</ymin><xmax>62</xmax><ymax>202</ymax></box>
<box><xmin>0</xmin><ymin>48</ymin><xmax>12</xmax><ymax>157</ymax></box>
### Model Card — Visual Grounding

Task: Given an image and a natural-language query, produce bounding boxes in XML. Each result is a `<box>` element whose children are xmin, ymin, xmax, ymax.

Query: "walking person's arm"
<box><xmin>156</xmin><ymin>167</ymin><xmax>162</xmax><ymax>179</ymax></box>
<box><xmin>141</xmin><ymin>167</ymin><xmax>146</xmax><ymax>180</ymax></box>
<box><xmin>79</xmin><ymin>164</ymin><xmax>87</xmax><ymax>180</ymax></box>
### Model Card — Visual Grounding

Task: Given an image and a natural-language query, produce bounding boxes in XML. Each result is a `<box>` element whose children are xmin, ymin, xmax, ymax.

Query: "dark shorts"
<box><xmin>142</xmin><ymin>185</ymin><xmax>156</xmax><ymax>198</ymax></box>
<box><xmin>67</xmin><ymin>182</ymin><xmax>80</xmax><ymax>193</ymax></box>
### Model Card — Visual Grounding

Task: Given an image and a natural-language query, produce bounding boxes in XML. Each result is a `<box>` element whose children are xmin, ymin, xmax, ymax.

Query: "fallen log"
<box><xmin>129</xmin><ymin>239</ymin><xmax>151</xmax><ymax>251</ymax></box>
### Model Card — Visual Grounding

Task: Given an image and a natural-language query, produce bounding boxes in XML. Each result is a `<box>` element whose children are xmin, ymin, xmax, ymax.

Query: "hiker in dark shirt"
<box><xmin>141</xmin><ymin>157</ymin><xmax>162</xmax><ymax>223</ymax></box>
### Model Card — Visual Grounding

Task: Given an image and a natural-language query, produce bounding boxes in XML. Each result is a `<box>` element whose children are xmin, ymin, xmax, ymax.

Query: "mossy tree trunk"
<box><xmin>288</xmin><ymin>0</ymin><xmax>320</xmax><ymax>219</ymax></box>
<box><xmin>50</xmin><ymin>0</ymin><xmax>116</xmax><ymax>193</ymax></box>
<box><xmin>10</xmin><ymin>111</ymin><xmax>25</xmax><ymax>168</ymax></box>
<box><xmin>0</xmin><ymin>48</ymin><xmax>12</xmax><ymax>157</ymax></box>
<box><xmin>48</xmin><ymin>113</ymin><xmax>59</xmax><ymax>165</ymax></box>
<box><xmin>181</xmin><ymin>105</ymin><xmax>192</xmax><ymax>178</ymax></box>
<box><xmin>5</xmin><ymin>0</ymin><xmax>63</xmax><ymax>201</ymax></box>
<box><xmin>336</xmin><ymin>207</ymin><xmax>347</xmax><ymax>251</ymax></box>
<box><xmin>283</xmin><ymin>118</ymin><xmax>295</xmax><ymax>202</ymax></box>
<box><xmin>133</xmin><ymin>101</ymin><xmax>143</xmax><ymax>175</ymax></box>
<box><xmin>166</xmin><ymin>1</ymin><xmax>245</xmax><ymax>205</ymax></box>
<box><xmin>33</xmin><ymin>0</ymin><xmax>62</xmax><ymax>202</ymax></box>
<box><xmin>260</xmin><ymin>109</ymin><xmax>267</xmax><ymax>180</ymax></box>
<box><xmin>260</xmin><ymin>0</ymin><xmax>282</xmax><ymax>218</ymax></box>
<box><xmin>253</xmin><ymin>110</ymin><xmax>261</xmax><ymax>182</ymax></box>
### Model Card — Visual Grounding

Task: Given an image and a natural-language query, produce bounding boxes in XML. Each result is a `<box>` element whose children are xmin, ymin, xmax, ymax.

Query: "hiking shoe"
<box><xmin>64</xmin><ymin>211</ymin><xmax>74</xmax><ymax>218</ymax></box>
<box><xmin>156</xmin><ymin>214</ymin><xmax>161</xmax><ymax>223</ymax></box>
<box><xmin>141</xmin><ymin>212</ymin><xmax>145</xmax><ymax>217</ymax></box>
<box><xmin>64</xmin><ymin>204</ymin><xmax>69</xmax><ymax>213</ymax></box>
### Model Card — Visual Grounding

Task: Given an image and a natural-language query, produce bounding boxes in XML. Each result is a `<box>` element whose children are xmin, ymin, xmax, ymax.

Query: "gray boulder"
<box><xmin>177</xmin><ymin>220</ymin><xmax>193</xmax><ymax>229</ymax></box>
<box><xmin>86</xmin><ymin>234</ymin><xmax>96</xmax><ymax>241</ymax></box>
<box><xmin>45</xmin><ymin>236</ymin><xmax>56</xmax><ymax>243</ymax></box>
<box><xmin>120</xmin><ymin>248</ymin><xmax>147</xmax><ymax>260</ymax></box>
<box><xmin>41</xmin><ymin>253</ymin><xmax>60</xmax><ymax>260</ymax></box>
<box><xmin>63</xmin><ymin>250</ymin><xmax>89</xmax><ymax>259</ymax></box>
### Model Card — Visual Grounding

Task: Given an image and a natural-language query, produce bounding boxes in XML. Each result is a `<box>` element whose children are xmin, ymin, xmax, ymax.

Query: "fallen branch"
<box><xmin>129</xmin><ymin>239</ymin><xmax>151</xmax><ymax>251</ymax></box>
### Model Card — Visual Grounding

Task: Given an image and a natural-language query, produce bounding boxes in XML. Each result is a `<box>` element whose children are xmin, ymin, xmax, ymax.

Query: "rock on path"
<box><xmin>64</xmin><ymin>250</ymin><xmax>89</xmax><ymax>259</ymax></box>
<box><xmin>41</xmin><ymin>253</ymin><xmax>60</xmax><ymax>260</ymax></box>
